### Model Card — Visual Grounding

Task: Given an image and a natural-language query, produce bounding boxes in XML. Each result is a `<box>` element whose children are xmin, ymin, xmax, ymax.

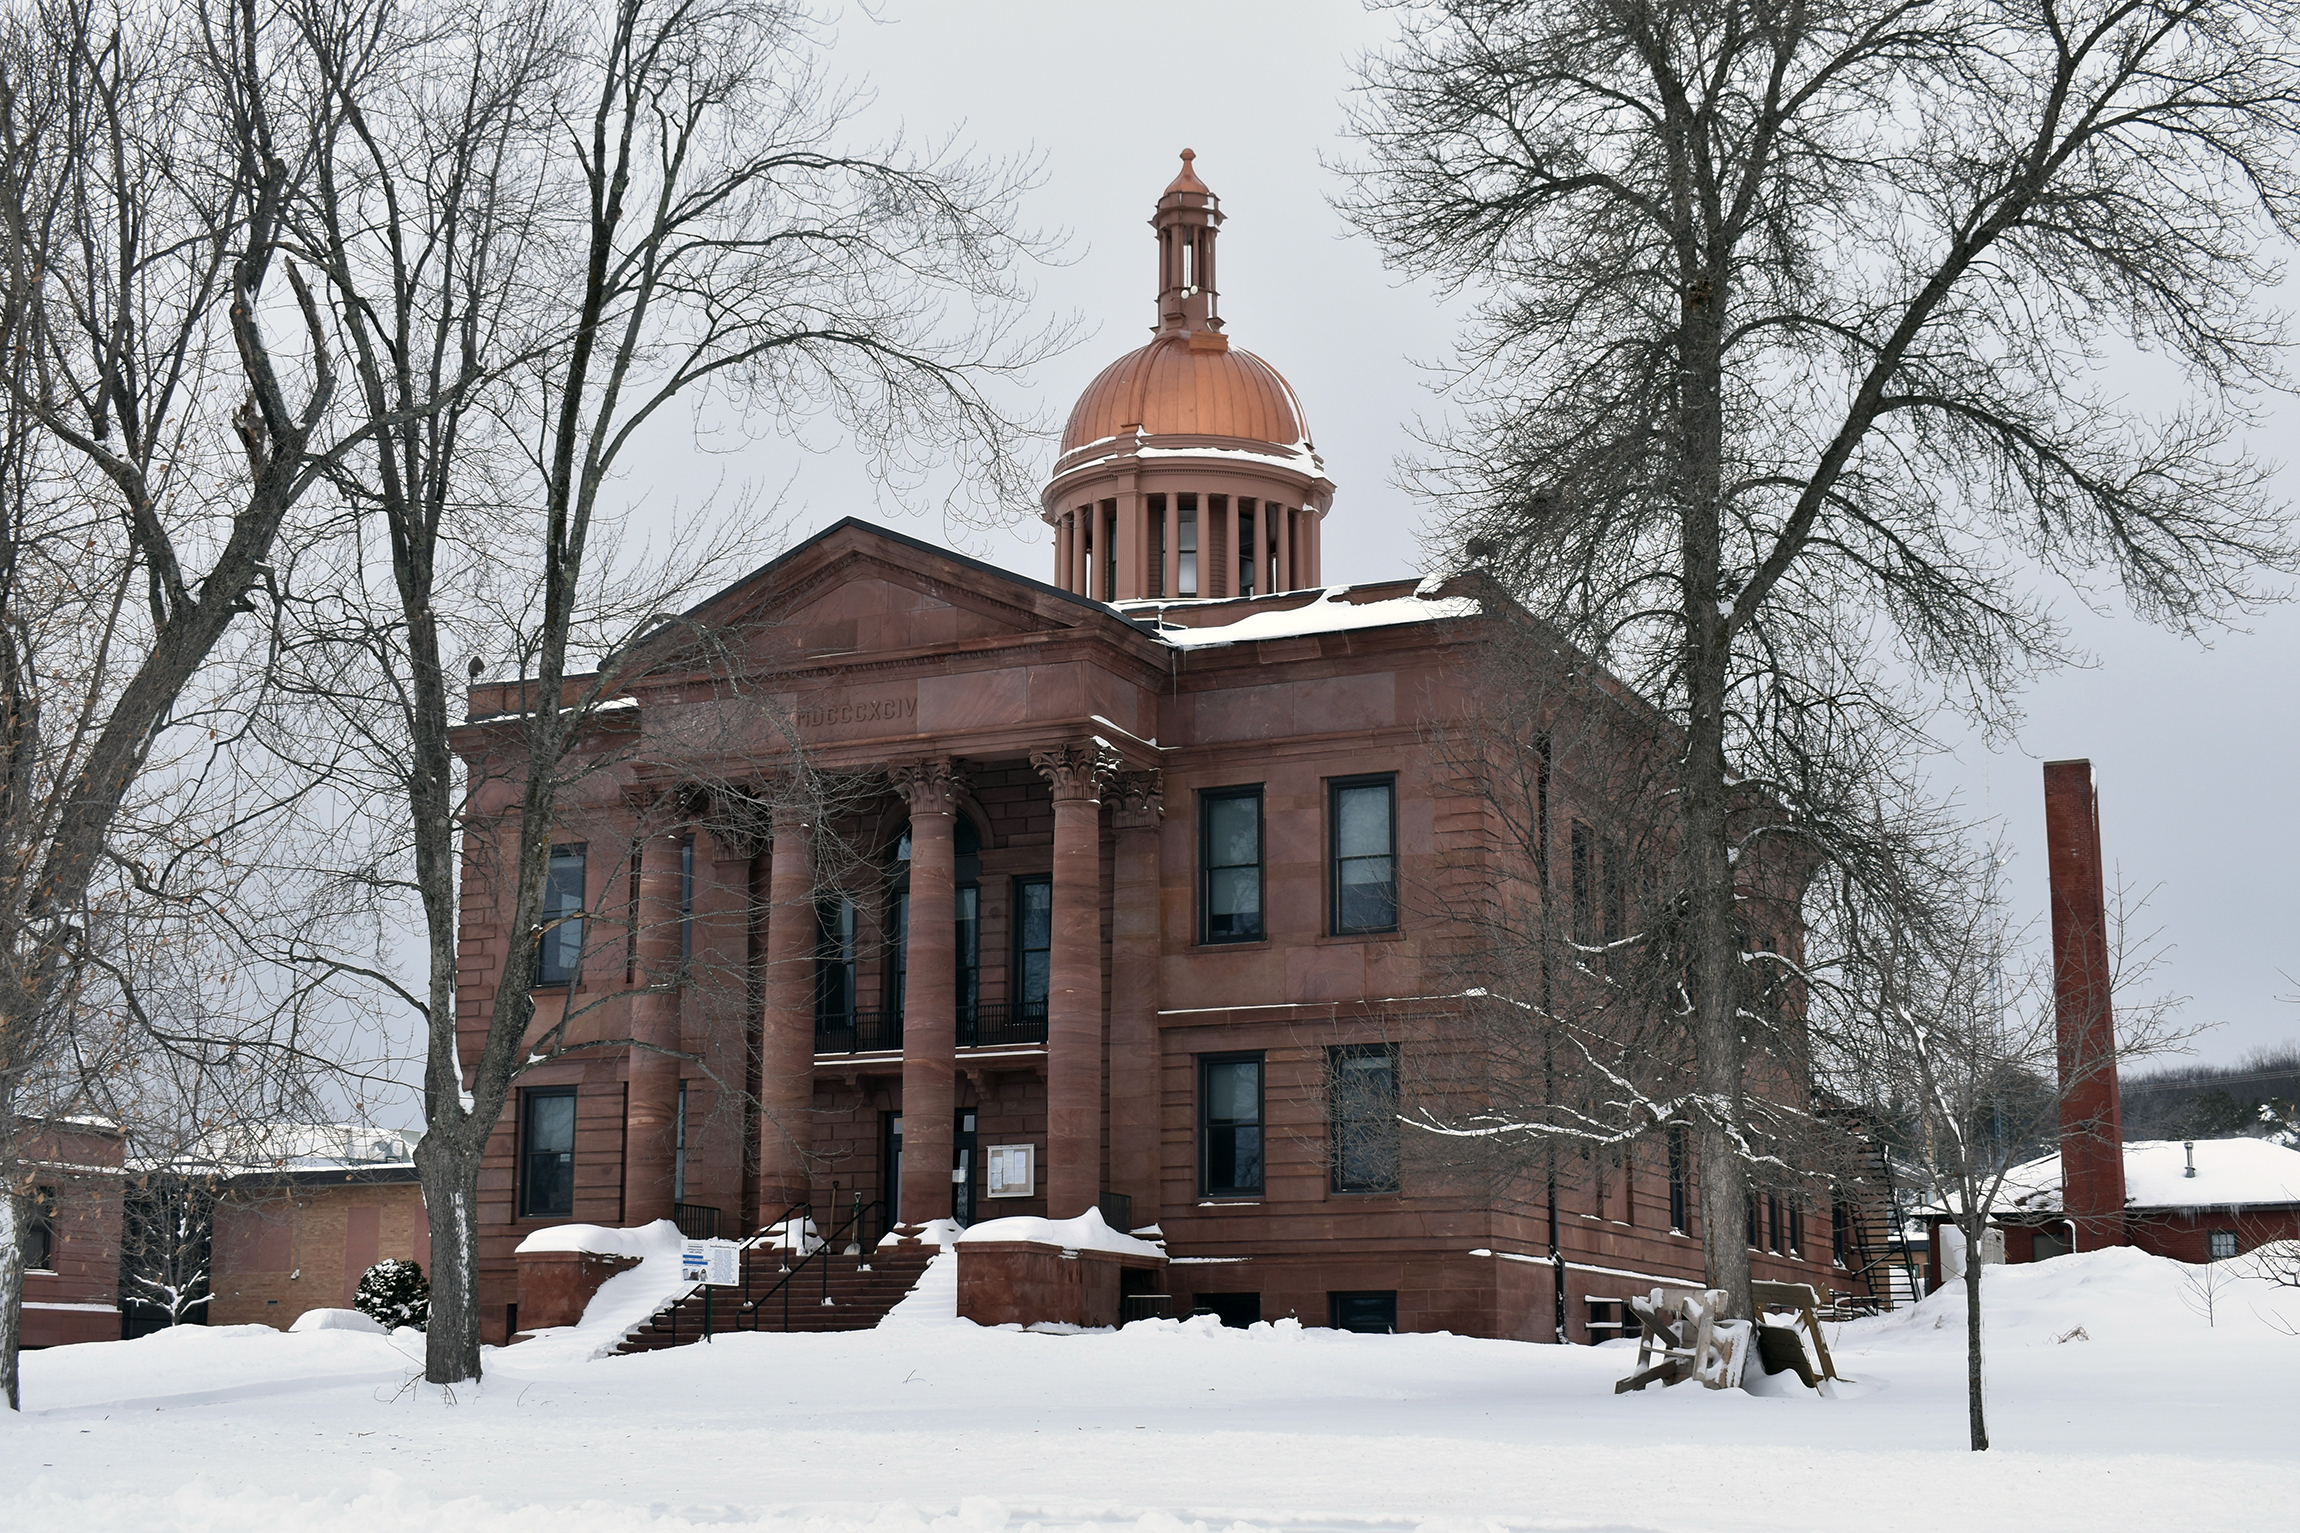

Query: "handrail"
<box><xmin>639</xmin><ymin>1198</ymin><xmax>810</xmax><ymax>1350</ymax></box>
<box><xmin>744</xmin><ymin>1194</ymin><xmax>889</xmax><ymax>1332</ymax></box>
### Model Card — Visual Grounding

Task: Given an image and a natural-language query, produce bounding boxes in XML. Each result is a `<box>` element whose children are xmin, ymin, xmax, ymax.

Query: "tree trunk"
<box><xmin>1</xmin><ymin>1188</ymin><xmax>23</xmax><ymax>1410</ymax></box>
<box><xmin>416</xmin><ymin>1131</ymin><xmax>485</xmax><ymax>1385</ymax></box>
<box><xmin>1964</xmin><ymin>1216</ymin><xmax>1989</xmax><ymax>1450</ymax></box>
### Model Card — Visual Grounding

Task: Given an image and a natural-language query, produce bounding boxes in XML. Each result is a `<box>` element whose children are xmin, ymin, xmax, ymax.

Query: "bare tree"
<box><xmin>1821</xmin><ymin>828</ymin><xmax>2186</xmax><ymax>1448</ymax></box>
<box><xmin>216</xmin><ymin>0</ymin><xmax>1061</xmax><ymax>1385</ymax></box>
<box><xmin>1339</xmin><ymin>0</ymin><xmax>2300</xmax><ymax>1317</ymax></box>
<box><xmin>0</xmin><ymin>0</ymin><xmax>357</xmax><ymax>1407</ymax></box>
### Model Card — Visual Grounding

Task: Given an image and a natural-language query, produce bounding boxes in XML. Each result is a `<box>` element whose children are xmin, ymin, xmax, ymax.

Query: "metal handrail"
<box><xmin>639</xmin><ymin>1199</ymin><xmax>809</xmax><ymax>1350</ymax></box>
<box><xmin>744</xmin><ymin>1194</ymin><xmax>890</xmax><ymax>1332</ymax></box>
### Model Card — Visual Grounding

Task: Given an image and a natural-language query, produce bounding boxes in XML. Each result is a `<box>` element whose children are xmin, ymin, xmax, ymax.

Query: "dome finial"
<box><xmin>1153</xmin><ymin>149</ymin><xmax>1223</xmax><ymax>341</ymax></box>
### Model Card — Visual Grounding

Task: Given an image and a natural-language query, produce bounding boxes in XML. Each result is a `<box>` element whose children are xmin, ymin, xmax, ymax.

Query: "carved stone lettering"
<box><xmin>792</xmin><ymin>692</ymin><xmax>919</xmax><ymax>732</ymax></box>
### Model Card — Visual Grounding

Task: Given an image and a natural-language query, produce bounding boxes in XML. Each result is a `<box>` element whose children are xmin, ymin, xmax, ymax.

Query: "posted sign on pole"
<box><xmin>682</xmin><ymin>1239</ymin><xmax>740</xmax><ymax>1285</ymax></box>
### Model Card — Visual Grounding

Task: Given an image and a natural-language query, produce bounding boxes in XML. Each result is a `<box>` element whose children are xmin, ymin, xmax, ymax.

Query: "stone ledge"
<box><xmin>956</xmin><ymin>1239</ymin><xmax>1167</xmax><ymax>1329</ymax></box>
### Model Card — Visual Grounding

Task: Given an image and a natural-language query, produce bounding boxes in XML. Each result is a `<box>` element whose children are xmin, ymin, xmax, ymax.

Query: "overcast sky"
<box><xmin>634</xmin><ymin>2</ymin><xmax>2298</xmax><ymax>1072</ymax></box>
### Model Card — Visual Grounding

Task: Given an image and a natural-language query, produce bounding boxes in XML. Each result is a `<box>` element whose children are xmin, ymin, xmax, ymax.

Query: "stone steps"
<box><xmin>615</xmin><ymin>1242</ymin><xmax>938</xmax><ymax>1352</ymax></box>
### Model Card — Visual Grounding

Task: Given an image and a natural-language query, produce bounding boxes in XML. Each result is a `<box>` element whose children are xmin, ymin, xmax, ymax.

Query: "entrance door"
<box><xmin>953</xmin><ymin>1109</ymin><xmax>978</xmax><ymax>1226</ymax></box>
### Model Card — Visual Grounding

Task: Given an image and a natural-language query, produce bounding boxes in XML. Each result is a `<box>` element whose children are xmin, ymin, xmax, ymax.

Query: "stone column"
<box><xmin>892</xmin><ymin>759</ymin><xmax>965</xmax><ymax>1227</ymax></box>
<box><xmin>1107</xmin><ymin>771</ymin><xmax>1164</xmax><ymax>1225</ymax></box>
<box><xmin>1033</xmin><ymin>743</ymin><xmax>1115</xmax><ymax>1218</ymax></box>
<box><xmin>626</xmin><ymin>827</ymin><xmax>686</xmax><ymax>1225</ymax></box>
<box><xmin>757</xmin><ymin>801</ymin><xmax>817</xmax><ymax>1218</ymax></box>
<box><xmin>1056</xmin><ymin>512</ymin><xmax>1073</xmax><ymax>593</ymax></box>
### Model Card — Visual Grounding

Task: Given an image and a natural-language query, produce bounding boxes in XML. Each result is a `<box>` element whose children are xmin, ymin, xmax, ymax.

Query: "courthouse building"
<box><xmin>457</xmin><ymin>153</ymin><xmax>1871</xmax><ymax>1344</ymax></box>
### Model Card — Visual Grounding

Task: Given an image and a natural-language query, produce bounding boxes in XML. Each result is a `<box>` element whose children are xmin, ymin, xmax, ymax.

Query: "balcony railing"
<box><xmin>814</xmin><ymin>1001</ymin><xmax>1049</xmax><ymax>1056</ymax></box>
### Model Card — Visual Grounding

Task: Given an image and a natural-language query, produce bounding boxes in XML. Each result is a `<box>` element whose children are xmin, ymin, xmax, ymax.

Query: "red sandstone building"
<box><xmin>458</xmin><ymin>155</ymin><xmax>1870</xmax><ymax>1345</ymax></box>
<box><xmin>16</xmin><ymin>1116</ymin><xmax>126</xmax><ymax>1348</ymax></box>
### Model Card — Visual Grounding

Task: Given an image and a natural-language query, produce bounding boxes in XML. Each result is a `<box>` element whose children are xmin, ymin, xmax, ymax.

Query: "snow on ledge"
<box><xmin>513</xmin><ymin>1219</ymin><xmax>685</xmax><ymax>1260</ymax></box>
<box><xmin>288</xmin><ymin>1307</ymin><xmax>386</xmax><ymax>1335</ymax></box>
<box><xmin>955</xmin><ymin>1208</ymin><xmax>1164</xmax><ymax>1258</ymax></box>
<box><xmin>1117</xmin><ymin>584</ymin><xmax>1479</xmax><ymax>649</ymax></box>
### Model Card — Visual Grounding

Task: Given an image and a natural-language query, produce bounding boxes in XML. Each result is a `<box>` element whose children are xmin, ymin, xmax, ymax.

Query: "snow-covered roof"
<box><xmin>137</xmin><ymin>1122</ymin><xmax>421</xmax><ymax>1178</ymax></box>
<box><xmin>1116</xmin><ymin>580</ymin><xmax>1480</xmax><ymax>649</ymax></box>
<box><xmin>1990</xmin><ymin>1138</ymin><xmax>2300</xmax><ymax>1215</ymax></box>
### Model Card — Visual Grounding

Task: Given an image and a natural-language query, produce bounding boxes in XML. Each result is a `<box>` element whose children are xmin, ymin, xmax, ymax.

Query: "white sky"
<box><xmin>629</xmin><ymin>1</ymin><xmax>2298</xmax><ymax>1070</ymax></box>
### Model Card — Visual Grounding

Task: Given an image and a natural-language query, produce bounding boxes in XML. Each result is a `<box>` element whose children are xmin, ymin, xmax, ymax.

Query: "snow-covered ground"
<box><xmin>10</xmin><ymin>1245</ymin><xmax>2297</xmax><ymax>1533</ymax></box>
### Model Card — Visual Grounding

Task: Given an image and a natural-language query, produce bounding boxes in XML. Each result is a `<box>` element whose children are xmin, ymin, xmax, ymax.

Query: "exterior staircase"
<box><xmin>616</xmin><ymin>1236</ymin><xmax>939</xmax><ymax>1353</ymax></box>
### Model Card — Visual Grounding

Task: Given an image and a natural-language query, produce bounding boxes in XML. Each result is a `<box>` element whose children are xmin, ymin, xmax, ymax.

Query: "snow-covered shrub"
<box><xmin>354</xmin><ymin>1257</ymin><xmax>430</xmax><ymax>1330</ymax></box>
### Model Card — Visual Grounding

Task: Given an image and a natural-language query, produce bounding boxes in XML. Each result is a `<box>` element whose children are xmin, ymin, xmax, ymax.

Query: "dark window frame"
<box><xmin>518</xmin><ymin>1086</ymin><xmax>579</xmax><ymax>1220</ymax></box>
<box><xmin>537</xmin><ymin>843</ymin><xmax>588</xmax><ymax>987</ymax></box>
<box><xmin>1328</xmin><ymin>1043</ymin><xmax>1401</xmax><ymax>1194</ymax></box>
<box><xmin>1199</xmin><ymin>786</ymin><xmax>1266</xmax><ymax>945</ymax></box>
<box><xmin>1329</xmin><ymin>1290</ymin><xmax>1398</xmax><ymax>1334</ymax></box>
<box><xmin>1199</xmin><ymin>1050</ymin><xmax>1266</xmax><ymax>1199</ymax></box>
<box><xmin>1012</xmin><ymin>874</ymin><xmax>1052</xmax><ymax>1019</ymax></box>
<box><xmin>1327</xmin><ymin>774</ymin><xmax>1400</xmax><ymax>936</ymax></box>
<box><xmin>1668</xmin><ymin>1125</ymin><xmax>1688</xmax><ymax>1233</ymax></box>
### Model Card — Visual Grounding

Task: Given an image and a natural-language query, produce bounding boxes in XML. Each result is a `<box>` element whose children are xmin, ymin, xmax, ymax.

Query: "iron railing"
<box><xmin>815</xmin><ymin>1001</ymin><xmax>1051</xmax><ymax>1055</ymax></box>
<box><xmin>633</xmin><ymin>1195</ymin><xmax>899</xmax><ymax>1348</ymax></box>
<box><xmin>959</xmin><ymin>1001</ymin><xmax>1048</xmax><ymax>1048</ymax></box>
<box><xmin>673</xmin><ymin>1203</ymin><xmax>721</xmax><ymax>1239</ymax></box>
<box><xmin>1097</xmin><ymin>1191</ymin><xmax>1134</xmax><ymax>1233</ymax></box>
<box><xmin>1118</xmin><ymin>1293</ymin><xmax>1173</xmax><ymax>1326</ymax></box>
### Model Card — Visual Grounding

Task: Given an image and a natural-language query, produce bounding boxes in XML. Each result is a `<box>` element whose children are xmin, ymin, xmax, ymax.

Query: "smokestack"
<box><xmin>2043</xmin><ymin>760</ymin><xmax>2128</xmax><ymax>1249</ymax></box>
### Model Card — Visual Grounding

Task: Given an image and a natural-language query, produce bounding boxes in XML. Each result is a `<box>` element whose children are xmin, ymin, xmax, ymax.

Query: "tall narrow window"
<box><xmin>1201</xmin><ymin>1053</ymin><xmax>1264</xmax><ymax>1197</ymax></box>
<box><xmin>1238</xmin><ymin>501</ymin><xmax>1257</xmax><ymax>595</ymax></box>
<box><xmin>519</xmin><ymin>1087</ymin><xmax>577</xmax><ymax>1218</ymax></box>
<box><xmin>1329</xmin><ymin>1044</ymin><xmax>1400</xmax><ymax>1193</ymax></box>
<box><xmin>1832</xmin><ymin>1202</ymin><xmax>1850</xmax><ymax>1264</ymax></box>
<box><xmin>886</xmin><ymin>889</ymin><xmax>908</xmax><ymax>1018</ymax></box>
<box><xmin>538</xmin><ymin>845</ymin><xmax>587</xmax><ymax>985</ymax></box>
<box><xmin>955</xmin><ymin>884</ymin><xmax>980</xmax><ymax>1023</ymax></box>
<box><xmin>1767</xmin><ymin>1195</ymin><xmax>1782</xmax><ymax>1253</ymax></box>
<box><xmin>1788</xmin><ymin>1204</ymin><xmax>1803</xmax><ymax>1257</ymax></box>
<box><xmin>1149</xmin><ymin>494</ymin><xmax>1167</xmax><ymax>598</ymax></box>
<box><xmin>1201</xmin><ymin>788</ymin><xmax>1264</xmax><ymax>943</ymax></box>
<box><xmin>673</xmin><ymin>1081</ymin><xmax>688</xmax><ymax>1204</ymax></box>
<box><xmin>1329</xmin><ymin>776</ymin><xmax>1398</xmax><ymax>934</ymax></box>
<box><xmin>817</xmin><ymin>895</ymin><xmax>858</xmax><ymax>1029</ymax></box>
<box><xmin>25</xmin><ymin>1186</ymin><xmax>55</xmax><ymax>1269</ymax></box>
<box><xmin>1668</xmin><ymin>1126</ymin><xmax>1688</xmax><ymax>1232</ymax></box>
<box><xmin>1569</xmin><ymin>822</ymin><xmax>1593</xmax><ymax>942</ymax></box>
<box><xmin>679</xmin><ymin>836</ymin><xmax>695</xmax><ymax>967</ymax></box>
<box><xmin>1178</xmin><ymin>494</ymin><xmax>1199</xmax><ymax>596</ymax></box>
<box><xmin>1014</xmin><ymin>875</ymin><xmax>1052</xmax><ymax>1017</ymax></box>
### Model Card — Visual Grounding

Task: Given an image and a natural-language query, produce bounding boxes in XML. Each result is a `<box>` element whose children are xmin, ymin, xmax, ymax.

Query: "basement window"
<box><xmin>2209</xmin><ymin>1229</ymin><xmax>2240</xmax><ymax>1261</ymax></box>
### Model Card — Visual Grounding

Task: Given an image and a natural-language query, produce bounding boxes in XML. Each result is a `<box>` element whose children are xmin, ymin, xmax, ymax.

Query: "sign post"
<box><xmin>682</xmin><ymin>1239</ymin><xmax>743</xmax><ymax>1341</ymax></box>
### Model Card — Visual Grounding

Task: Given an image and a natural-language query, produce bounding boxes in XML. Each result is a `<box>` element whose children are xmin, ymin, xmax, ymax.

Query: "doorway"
<box><xmin>954</xmin><ymin>1109</ymin><xmax>978</xmax><ymax>1226</ymax></box>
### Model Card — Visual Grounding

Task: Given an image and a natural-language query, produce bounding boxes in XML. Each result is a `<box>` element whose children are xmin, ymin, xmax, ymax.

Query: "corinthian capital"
<box><xmin>1030</xmin><ymin>742</ymin><xmax>1120</xmax><ymax>802</ymax></box>
<box><xmin>888</xmin><ymin>758</ymin><xmax>967</xmax><ymax>813</ymax></box>
<box><xmin>1109</xmin><ymin>769</ymin><xmax>1164</xmax><ymax>829</ymax></box>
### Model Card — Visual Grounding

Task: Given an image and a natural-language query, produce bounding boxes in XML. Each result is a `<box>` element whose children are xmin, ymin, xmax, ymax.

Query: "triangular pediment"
<box><xmin>633</xmin><ymin>518</ymin><xmax>1147</xmax><ymax>681</ymax></box>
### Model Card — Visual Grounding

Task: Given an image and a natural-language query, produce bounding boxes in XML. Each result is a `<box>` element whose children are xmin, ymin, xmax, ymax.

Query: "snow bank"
<box><xmin>289</xmin><ymin>1308</ymin><xmax>387</xmax><ymax>1335</ymax></box>
<box><xmin>503</xmin><ymin>1220</ymin><xmax>694</xmax><ymax>1363</ymax></box>
<box><xmin>954</xmin><ymin>1207</ymin><xmax>1163</xmax><ymax>1258</ymax></box>
<box><xmin>17</xmin><ymin>1320</ymin><xmax>417</xmax><ymax>1413</ymax></box>
<box><xmin>512</xmin><ymin>1219</ymin><xmax>684</xmax><ymax>1259</ymax></box>
<box><xmin>1848</xmin><ymin>1243</ymin><xmax>2300</xmax><ymax>1350</ymax></box>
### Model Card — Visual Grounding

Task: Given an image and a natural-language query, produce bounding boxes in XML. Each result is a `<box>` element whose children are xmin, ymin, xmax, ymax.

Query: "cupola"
<box><xmin>1042</xmin><ymin>151</ymin><xmax>1333</xmax><ymax>602</ymax></box>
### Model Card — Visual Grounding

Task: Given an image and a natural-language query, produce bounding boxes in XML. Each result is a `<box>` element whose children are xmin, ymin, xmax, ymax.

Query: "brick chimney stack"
<box><xmin>2043</xmin><ymin>759</ymin><xmax>2128</xmax><ymax>1249</ymax></box>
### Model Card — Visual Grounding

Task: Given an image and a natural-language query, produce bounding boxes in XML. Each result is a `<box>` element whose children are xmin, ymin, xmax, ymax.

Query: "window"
<box><xmin>1192</xmin><ymin>1292</ymin><xmax>1261</xmax><ymax>1328</ymax></box>
<box><xmin>679</xmin><ymin>836</ymin><xmax>694</xmax><ymax>967</ymax></box>
<box><xmin>2209</xmin><ymin>1229</ymin><xmax>2240</xmax><ymax>1261</ymax></box>
<box><xmin>538</xmin><ymin>844</ymin><xmax>586</xmax><ymax>985</ymax></box>
<box><xmin>25</xmin><ymin>1185</ymin><xmax>55</xmax><ymax>1270</ymax></box>
<box><xmin>1767</xmin><ymin>1195</ymin><xmax>1782</xmax><ymax>1253</ymax></box>
<box><xmin>1200</xmin><ymin>1053</ymin><xmax>1264</xmax><ymax>1198</ymax></box>
<box><xmin>1832</xmin><ymin>1202</ymin><xmax>1850</xmax><ymax>1265</ymax></box>
<box><xmin>1330</xmin><ymin>1291</ymin><xmax>1397</xmax><ymax>1333</ymax></box>
<box><xmin>1013</xmin><ymin>875</ymin><xmax>1051</xmax><ymax>1019</ymax></box>
<box><xmin>673</xmin><ymin>1080</ymin><xmax>688</xmax><ymax>1204</ymax></box>
<box><xmin>1201</xmin><ymin>788</ymin><xmax>1264</xmax><ymax>943</ymax></box>
<box><xmin>817</xmin><ymin>895</ymin><xmax>858</xmax><ymax>1029</ymax></box>
<box><xmin>1329</xmin><ymin>1044</ymin><xmax>1400</xmax><ymax>1193</ymax></box>
<box><xmin>1788</xmin><ymin>1204</ymin><xmax>1803</xmax><ymax>1257</ymax></box>
<box><xmin>1178</xmin><ymin>493</ymin><xmax>1199</xmax><ymax>596</ymax></box>
<box><xmin>955</xmin><ymin>884</ymin><xmax>980</xmax><ymax>1022</ymax></box>
<box><xmin>1570</xmin><ymin>821</ymin><xmax>1593</xmax><ymax>941</ymax></box>
<box><xmin>1668</xmin><ymin>1126</ymin><xmax>1688</xmax><ymax>1233</ymax></box>
<box><xmin>519</xmin><ymin>1088</ymin><xmax>577</xmax><ymax>1219</ymax></box>
<box><xmin>1329</xmin><ymin>776</ymin><xmax>1398</xmax><ymax>934</ymax></box>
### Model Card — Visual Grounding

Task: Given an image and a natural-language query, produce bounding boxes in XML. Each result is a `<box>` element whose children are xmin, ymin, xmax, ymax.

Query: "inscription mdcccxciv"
<box><xmin>794</xmin><ymin>692</ymin><xmax>917</xmax><ymax>731</ymax></box>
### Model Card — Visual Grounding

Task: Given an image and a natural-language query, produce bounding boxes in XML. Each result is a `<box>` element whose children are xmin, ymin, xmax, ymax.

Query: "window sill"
<box><xmin>1196</xmin><ymin>1198</ymin><xmax>1262</xmax><ymax>1207</ymax></box>
<box><xmin>1194</xmin><ymin>938</ymin><xmax>1270</xmax><ymax>952</ymax></box>
<box><xmin>1315</xmin><ymin>929</ymin><xmax>1404</xmax><ymax>946</ymax></box>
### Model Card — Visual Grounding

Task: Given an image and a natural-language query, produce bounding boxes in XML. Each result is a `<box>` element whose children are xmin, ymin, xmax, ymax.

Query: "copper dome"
<box><xmin>1060</xmin><ymin>333</ymin><xmax>1310</xmax><ymax>453</ymax></box>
